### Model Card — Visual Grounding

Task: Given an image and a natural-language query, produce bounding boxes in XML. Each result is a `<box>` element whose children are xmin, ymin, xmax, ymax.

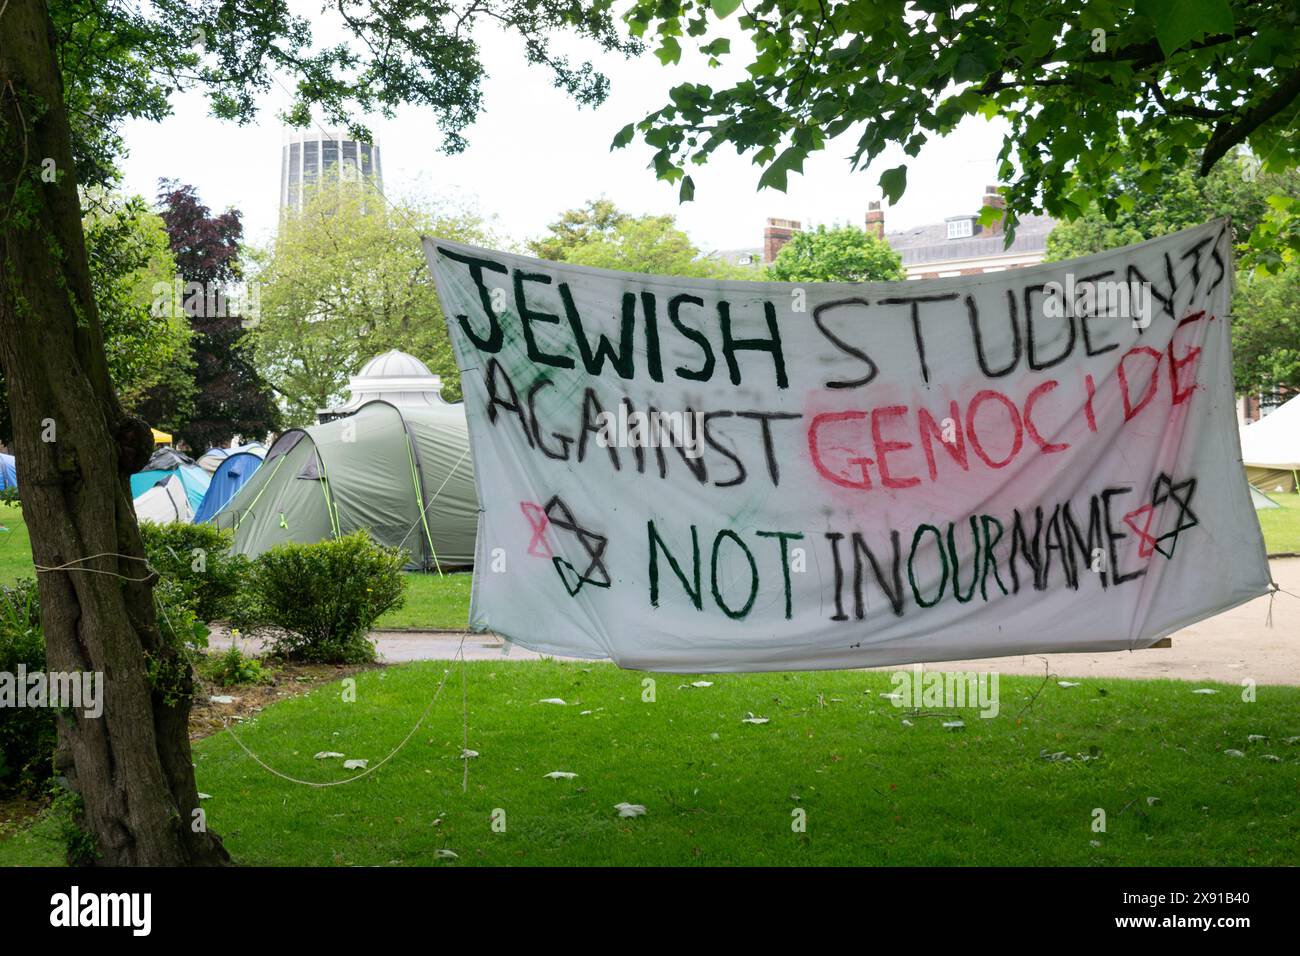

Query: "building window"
<box><xmin>946</xmin><ymin>218</ymin><xmax>974</xmax><ymax>239</ymax></box>
<box><xmin>303</xmin><ymin>139</ymin><xmax>319</xmax><ymax>180</ymax></box>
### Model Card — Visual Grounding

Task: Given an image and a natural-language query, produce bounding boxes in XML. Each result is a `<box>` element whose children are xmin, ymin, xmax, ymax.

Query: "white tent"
<box><xmin>133</xmin><ymin>474</ymin><xmax>193</xmax><ymax>524</ymax></box>
<box><xmin>1240</xmin><ymin>395</ymin><xmax>1300</xmax><ymax>492</ymax></box>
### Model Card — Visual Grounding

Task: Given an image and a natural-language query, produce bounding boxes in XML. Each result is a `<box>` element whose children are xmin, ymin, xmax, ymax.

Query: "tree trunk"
<box><xmin>0</xmin><ymin>0</ymin><xmax>229</xmax><ymax>865</ymax></box>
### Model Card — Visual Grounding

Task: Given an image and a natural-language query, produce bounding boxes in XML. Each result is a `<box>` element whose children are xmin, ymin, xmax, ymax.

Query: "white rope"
<box><xmin>33</xmin><ymin>551</ymin><xmax>155</xmax><ymax>582</ymax></box>
<box><xmin>461</xmin><ymin>644</ymin><xmax>470</xmax><ymax>793</ymax></box>
<box><xmin>219</xmin><ymin>633</ymin><xmax>467</xmax><ymax>788</ymax></box>
<box><xmin>27</xmin><ymin>548</ymin><xmax>474</xmax><ymax>790</ymax></box>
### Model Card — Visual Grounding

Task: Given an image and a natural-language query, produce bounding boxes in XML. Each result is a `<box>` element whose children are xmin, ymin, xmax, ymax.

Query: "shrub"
<box><xmin>147</xmin><ymin>578</ymin><xmax>211</xmax><ymax>707</ymax></box>
<box><xmin>0</xmin><ymin>579</ymin><xmax>56</xmax><ymax>795</ymax></box>
<box><xmin>200</xmin><ymin>643</ymin><xmax>274</xmax><ymax>687</ymax></box>
<box><xmin>236</xmin><ymin>532</ymin><xmax>406</xmax><ymax>663</ymax></box>
<box><xmin>0</xmin><ymin>574</ymin><xmax>210</xmax><ymax>796</ymax></box>
<box><xmin>139</xmin><ymin>522</ymin><xmax>249</xmax><ymax>623</ymax></box>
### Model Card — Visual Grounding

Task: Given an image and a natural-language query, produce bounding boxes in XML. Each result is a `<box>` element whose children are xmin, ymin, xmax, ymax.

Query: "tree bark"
<box><xmin>0</xmin><ymin>0</ymin><xmax>229</xmax><ymax>865</ymax></box>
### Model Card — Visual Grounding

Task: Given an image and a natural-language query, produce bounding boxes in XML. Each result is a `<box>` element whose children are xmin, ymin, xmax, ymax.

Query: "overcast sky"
<box><xmin>118</xmin><ymin>15</ymin><xmax>1011</xmax><ymax>254</ymax></box>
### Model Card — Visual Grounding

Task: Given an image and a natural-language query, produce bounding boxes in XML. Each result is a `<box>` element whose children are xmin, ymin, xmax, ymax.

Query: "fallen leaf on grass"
<box><xmin>314</xmin><ymin>751</ymin><xmax>344</xmax><ymax>759</ymax></box>
<box><xmin>544</xmin><ymin>771</ymin><xmax>577</xmax><ymax>780</ymax></box>
<box><xmin>741</xmin><ymin>713</ymin><xmax>769</xmax><ymax>725</ymax></box>
<box><xmin>435</xmin><ymin>849</ymin><xmax>459</xmax><ymax>860</ymax></box>
<box><xmin>209</xmin><ymin>695</ymin><xmax>237</xmax><ymax>704</ymax></box>
<box><xmin>460</xmin><ymin>749</ymin><xmax>479</xmax><ymax>759</ymax></box>
<box><xmin>1223</xmin><ymin>749</ymin><xmax>1245</xmax><ymax>758</ymax></box>
<box><xmin>343</xmin><ymin>759</ymin><xmax>369</xmax><ymax>770</ymax></box>
<box><xmin>614</xmin><ymin>803</ymin><xmax>647</xmax><ymax>818</ymax></box>
<box><xmin>942</xmin><ymin>720</ymin><xmax>965</xmax><ymax>731</ymax></box>
<box><xmin>1057</xmin><ymin>681</ymin><xmax>1080</xmax><ymax>688</ymax></box>
<box><xmin>538</xmin><ymin>698</ymin><xmax>567</xmax><ymax>705</ymax></box>
<box><xmin>1192</xmin><ymin>688</ymin><xmax>1219</xmax><ymax>695</ymax></box>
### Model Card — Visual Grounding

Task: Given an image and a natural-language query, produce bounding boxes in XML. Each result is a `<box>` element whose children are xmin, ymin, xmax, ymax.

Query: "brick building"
<box><xmin>726</xmin><ymin>187</ymin><xmax>1057</xmax><ymax>278</ymax></box>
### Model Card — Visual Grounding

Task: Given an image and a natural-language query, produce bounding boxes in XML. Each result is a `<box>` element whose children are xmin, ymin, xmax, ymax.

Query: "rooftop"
<box><xmin>886</xmin><ymin>213</ymin><xmax>1056</xmax><ymax>267</ymax></box>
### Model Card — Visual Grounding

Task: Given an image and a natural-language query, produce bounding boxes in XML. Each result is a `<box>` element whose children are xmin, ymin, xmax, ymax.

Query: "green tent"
<box><xmin>213</xmin><ymin>400</ymin><xmax>477</xmax><ymax>570</ymax></box>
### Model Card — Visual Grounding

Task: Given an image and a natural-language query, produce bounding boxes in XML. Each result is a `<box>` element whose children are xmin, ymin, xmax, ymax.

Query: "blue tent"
<box><xmin>130</xmin><ymin>448</ymin><xmax>210</xmax><ymax>516</ymax></box>
<box><xmin>0</xmin><ymin>453</ymin><xmax>16</xmax><ymax>490</ymax></box>
<box><xmin>194</xmin><ymin>450</ymin><xmax>265</xmax><ymax>524</ymax></box>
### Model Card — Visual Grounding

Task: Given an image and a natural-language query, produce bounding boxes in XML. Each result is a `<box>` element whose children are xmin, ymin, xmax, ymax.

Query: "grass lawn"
<box><xmin>1256</xmin><ymin>492</ymin><xmax>1300</xmax><ymax>554</ymax></box>
<box><xmin>375</xmin><ymin>571</ymin><xmax>472</xmax><ymax>630</ymax></box>
<box><xmin>2</xmin><ymin>662</ymin><xmax>1297</xmax><ymax>866</ymax></box>
<box><xmin>0</xmin><ymin>504</ymin><xmax>33</xmax><ymax>585</ymax></box>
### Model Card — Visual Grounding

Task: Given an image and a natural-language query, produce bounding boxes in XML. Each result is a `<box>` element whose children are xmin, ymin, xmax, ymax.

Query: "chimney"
<box><xmin>763</xmin><ymin>217</ymin><xmax>802</xmax><ymax>263</ymax></box>
<box><xmin>981</xmin><ymin>185</ymin><xmax>1006</xmax><ymax>236</ymax></box>
<box><xmin>865</xmin><ymin>201</ymin><xmax>884</xmax><ymax>239</ymax></box>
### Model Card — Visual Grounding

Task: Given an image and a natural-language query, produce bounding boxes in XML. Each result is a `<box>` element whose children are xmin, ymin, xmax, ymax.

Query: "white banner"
<box><xmin>425</xmin><ymin>220</ymin><xmax>1270</xmax><ymax>672</ymax></box>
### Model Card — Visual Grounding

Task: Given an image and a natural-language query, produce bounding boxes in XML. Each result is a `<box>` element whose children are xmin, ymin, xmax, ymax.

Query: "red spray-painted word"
<box><xmin>807</xmin><ymin>310</ymin><xmax>1210</xmax><ymax>492</ymax></box>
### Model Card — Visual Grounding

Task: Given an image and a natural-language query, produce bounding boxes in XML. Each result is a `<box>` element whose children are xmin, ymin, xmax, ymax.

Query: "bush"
<box><xmin>139</xmin><ymin>522</ymin><xmax>249</xmax><ymax>623</ymax></box>
<box><xmin>199</xmin><ymin>643</ymin><xmax>274</xmax><ymax>687</ymax></box>
<box><xmin>236</xmin><ymin>532</ymin><xmax>406</xmax><ymax>663</ymax></box>
<box><xmin>0</xmin><ymin>580</ymin><xmax>56</xmax><ymax>795</ymax></box>
<box><xmin>0</xmin><ymin>574</ymin><xmax>210</xmax><ymax>796</ymax></box>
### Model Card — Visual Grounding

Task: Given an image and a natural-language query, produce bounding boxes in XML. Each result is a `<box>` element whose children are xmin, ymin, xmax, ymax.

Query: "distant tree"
<box><xmin>1045</xmin><ymin>150</ymin><xmax>1293</xmax><ymax>259</ymax></box>
<box><xmin>0</xmin><ymin>192</ymin><xmax>192</xmax><ymax>442</ymax></box>
<box><xmin>766</xmin><ymin>225</ymin><xmax>906</xmax><ymax>282</ymax></box>
<box><xmin>85</xmin><ymin>193</ymin><xmax>195</xmax><ymax>413</ymax></box>
<box><xmin>528</xmin><ymin>198</ymin><xmax>628</xmax><ymax>260</ymax></box>
<box><xmin>148</xmin><ymin>182</ymin><xmax>280</xmax><ymax>450</ymax></box>
<box><xmin>251</xmin><ymin>185</ymin><xmax>493</xmax><ymax>425</ymax></box>
<box><xmin>1234</xmin><ymin>269</ymin><xmax>1300</xmax><ymax>397</ymax></box>
<box><xmin>561</xmin><ymin>213</ymin><xmax>758</xmax><ymax>278</ymax></box>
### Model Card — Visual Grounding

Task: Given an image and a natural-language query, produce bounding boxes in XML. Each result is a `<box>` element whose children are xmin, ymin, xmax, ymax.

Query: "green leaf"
<box><xmin>656</xmin><ymin>36</ymin><xmax>682</xmax><ymax>65</ymax></box>
<box><xmin>679</xmin><ymin>175</ymin><xmax>695</xmax><ymax>203</ymax></box>
<box><xmin>610</xmin><ymin>123</ymin><xmax>635</xmax><ymax>150</ymax></box>
<box><xmin>711</xmin><ymin>0</ymin><xmax>743</xmax><ymax>18</ymax></box>
<box><xmin>1136</xmin><ymin>0</ymin><xmax>1234</xmax><ymax>57</ymax></box>
<box><xmin>879</xmin><ymin>165</ymin><xmax>908</xmax><ymax>204</ymax></box>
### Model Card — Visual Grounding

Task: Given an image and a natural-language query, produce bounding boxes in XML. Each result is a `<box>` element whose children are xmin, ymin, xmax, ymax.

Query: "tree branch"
<box><xmin>1148</xmin><ymin>81</ymin><xmax>1229</xmax><ymax>120</ymax></box>
<box><xmin>1200</xmin><ymin>64</ymin><xmax>1300</xmax><ymax>175</ymax></box>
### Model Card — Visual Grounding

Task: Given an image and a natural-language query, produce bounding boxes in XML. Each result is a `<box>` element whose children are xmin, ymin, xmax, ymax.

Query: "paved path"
<box><xmin>211</xmin><ymin>559</ymin><xmax>1300</xmax><ymax>685</ymax></box>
